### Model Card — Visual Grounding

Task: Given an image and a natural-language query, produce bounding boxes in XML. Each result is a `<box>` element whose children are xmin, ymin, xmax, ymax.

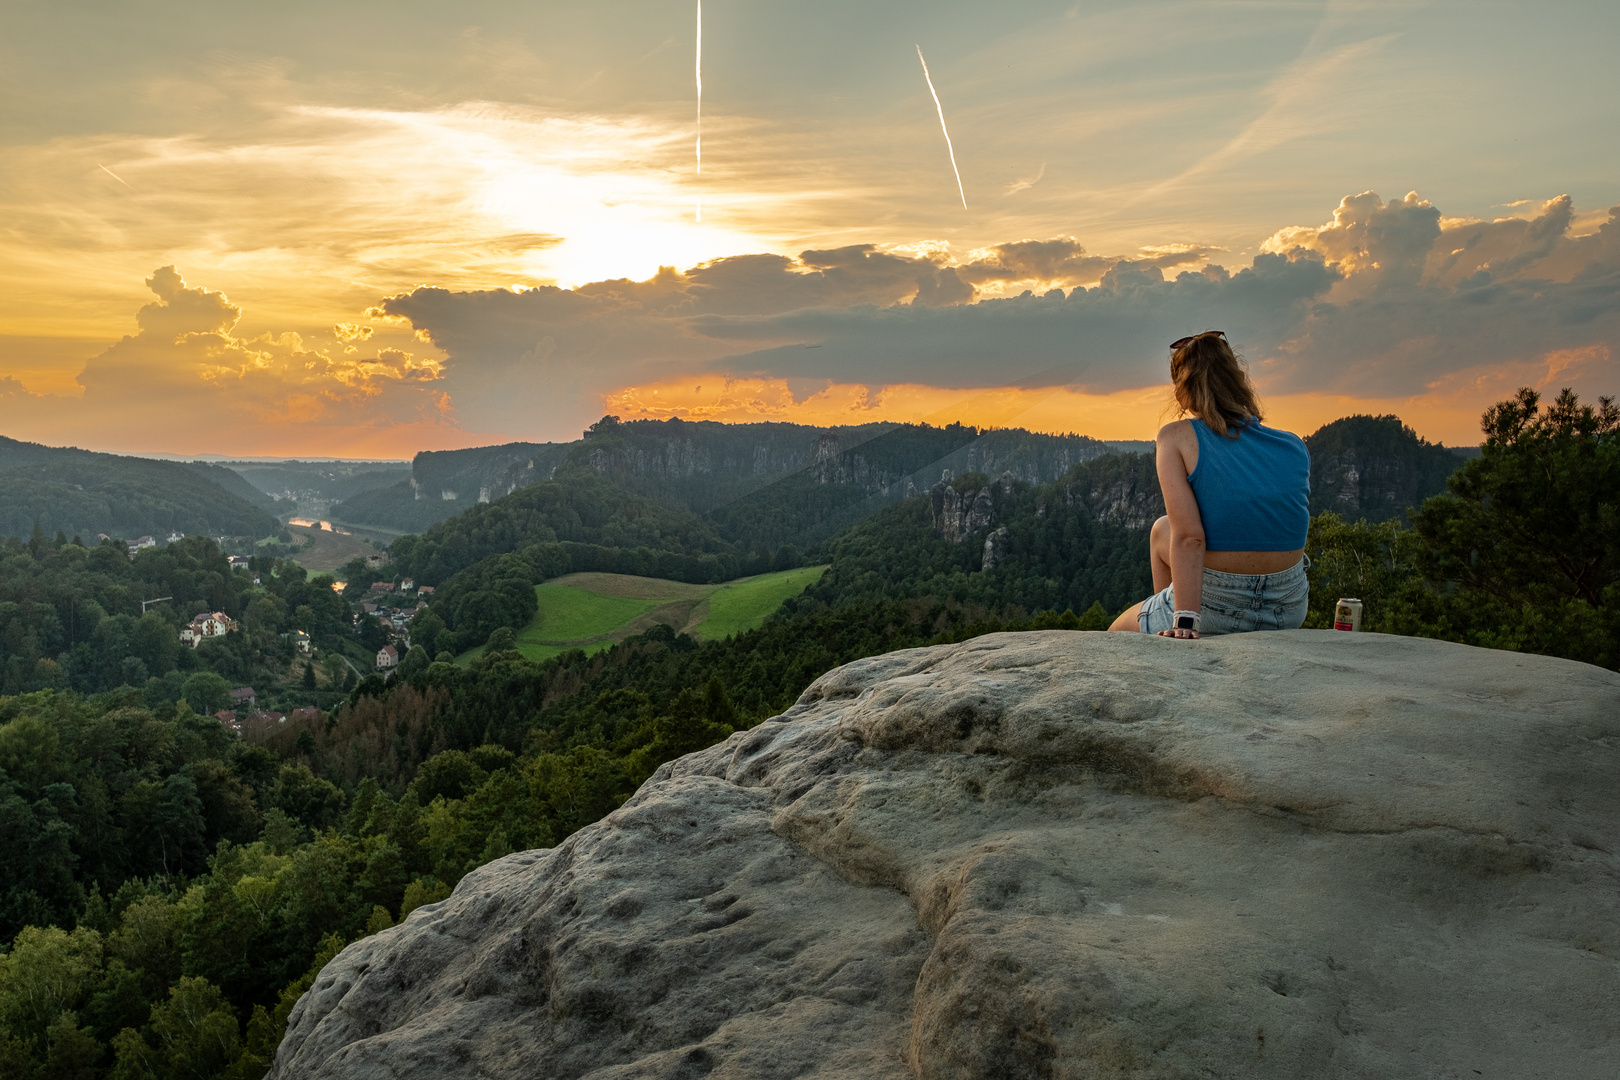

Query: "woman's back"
<box><xmin>1186</xmin><ymin>418</ymin><xmax>1310</xmax><ymax>552</ymax></box>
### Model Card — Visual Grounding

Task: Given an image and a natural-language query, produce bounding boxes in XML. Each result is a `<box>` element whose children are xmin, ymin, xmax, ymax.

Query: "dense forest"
<box><xmin>409</xmin><ymin>451</ymin><xmax>1163</xmax><ymax>654</ymax></box>
<box><xmin>387</xmin><ymin>469</ymin><xmax>734</xmax><ymax>588</ymax></box>
<box><xmin>0</xmin><ymin>533</ymin><xmax>362</xmax><ymax>707</ymax></box>
<box><xmin>0</xmin><ymin>389</ymin><xmax>1610</xmax><ymax>1080</ymax></box>
<box><xmin>0</xmin><ymin>438</ymin><xmax>282</xmax><ymax>543</ymax></box>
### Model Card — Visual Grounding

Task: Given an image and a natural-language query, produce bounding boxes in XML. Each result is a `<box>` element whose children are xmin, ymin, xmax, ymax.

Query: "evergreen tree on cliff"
<box><xmin>1306</xmin><ymin>387</ymin><xmax>1618</xmax><ymax>669</ymax></box>
<box><xmin>1411</xmin><ymin>387</ymin><xmax>1618</xmax><ymax>668</ymax></box>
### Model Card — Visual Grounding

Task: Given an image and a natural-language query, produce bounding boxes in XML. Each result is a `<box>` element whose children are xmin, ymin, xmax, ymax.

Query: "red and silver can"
<box><xmin>1334</xmin><ymin>598</ymin><xmax>1363</xmax><ymax>632</ymax></box>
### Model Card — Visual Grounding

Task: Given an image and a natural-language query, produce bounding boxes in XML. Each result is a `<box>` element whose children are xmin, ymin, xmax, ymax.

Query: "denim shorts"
<box><xmin>1138</xmin><ymin>557</ymin><xmax>1310</xmax><ymax>636</ymax></box>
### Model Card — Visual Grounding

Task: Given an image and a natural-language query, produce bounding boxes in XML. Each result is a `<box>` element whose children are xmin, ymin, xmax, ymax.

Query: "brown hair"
<box><xmin>1170</xmin><ymin>331</ymin><xmax>1262</xmax><ymax>438</ymax></box>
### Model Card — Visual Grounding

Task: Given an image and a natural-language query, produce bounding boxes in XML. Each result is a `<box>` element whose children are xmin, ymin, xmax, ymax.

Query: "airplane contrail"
<box><xmin>98</xmin><ymin>163</ymin><xmax>130</xmax><ymax>186</ymax></box>
<box><xmin>695</xmin><ymin>0</ymin><xmax>702</xmax><ymax>222</ymax></box>
<box><xmin>915</xmin><ymin>45</ymin><xmax>966</xmax><ymax>210</ymax></box>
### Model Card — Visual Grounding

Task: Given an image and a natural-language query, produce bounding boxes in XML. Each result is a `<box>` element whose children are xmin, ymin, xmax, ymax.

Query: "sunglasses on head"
<box><xmin>1170</xmin><ymin>330</ymin><xmax>1226</xmax><ymax>350</ymax></box>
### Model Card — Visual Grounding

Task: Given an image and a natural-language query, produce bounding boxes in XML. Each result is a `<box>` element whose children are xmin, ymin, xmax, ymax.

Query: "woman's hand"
<box><xmin>1157</xmin><ymin>627</ymin><xmax>1200</xmax><ymax>640</ymax></box>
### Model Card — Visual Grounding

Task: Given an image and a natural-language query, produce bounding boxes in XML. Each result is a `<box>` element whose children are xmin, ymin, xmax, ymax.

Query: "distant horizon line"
<box><xmin>8</xmin><ymin>411</ymin><xmax>1485</xmax><ymax>464</ymax></box>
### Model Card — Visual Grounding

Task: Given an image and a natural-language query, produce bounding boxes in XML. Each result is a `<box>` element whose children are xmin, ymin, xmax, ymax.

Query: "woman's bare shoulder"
<box><xmin>1155</xmin><ymin>419</ymin><xmax>1199</xmax><ymax>475</ymax></box>
<box><xmin>1155</xmin><ymin>419</ymin><xmax>1195</xmax><ymax>446</ymax></box>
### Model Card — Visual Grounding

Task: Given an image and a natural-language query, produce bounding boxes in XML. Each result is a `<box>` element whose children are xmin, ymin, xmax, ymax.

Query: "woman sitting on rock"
<box><xmin>1109</xmin><ymin>330</ymin><xmax>1310</xmax><ymax>639</ymax></box>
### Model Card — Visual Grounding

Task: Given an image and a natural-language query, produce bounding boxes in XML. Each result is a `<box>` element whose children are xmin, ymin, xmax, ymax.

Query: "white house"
<box><xmin>291</xmin><ymin>629</ymin><xmax>311</xmax><ymax>654</ymax></box>
<box><xmin>166</xmin><ymin>531</ymin><xmax>185</xmax><ymax>545</ymax></box>
<box><xmin>180</xmin><ymin>611</ymin><xmax>238</xmax><ymax>648</ymax></box>
<box><xmin>376</xmin><ymin>644</ymin><xmax>399</xmax><ymax>670</ymax></box>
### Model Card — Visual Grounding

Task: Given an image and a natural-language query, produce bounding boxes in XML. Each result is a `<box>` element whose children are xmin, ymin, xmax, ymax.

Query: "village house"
<box><xmin>228</xmin><ymin>555</ymin><xmax>250</xmax><ymax>571</ymax></box>
<box><xmin>370</xmin><ymin>581</ymin><xmax>393</xmax><ymax>594</ymax></box>
<box><xmin>166</xmin><ymin>531</ymin><xmax>185</xmax><ymax>545</ymax></box>
<box><xmin>376</xmin><ymin>644</ymin><xmax>399</xmax><ymax>670</ymax></box>
<box><xmin>399</xmin><ymin>577</ymin><xmax>415</xmax><ymax>592</ymax></box>
<box><xmin>214</xmin><ymin>710</ymin><xmax>240</xmax><ymax>732</ymax></box>
<box><xmin>229</xmin><ymin>686</ymin><xmax>256</xmax><ymax>709</ymax></box>
<box><xmin>131</xmin><ymin>536</ymin><xmax>157</xmax><ymax>553</ymax></box>
<box><xmin>416</xmin><ymin>585</ymin><xmax>435</xmax><ymax>597</ymax></box>
<box><xmin>180</xmin><ymin>611</ymin><xmax>238</xmax><ymax>647</ymax></box>
<box><xmin>291</xmin><ymin>629</ymin><xmax>311</xmax><ymax>654</ymax></box>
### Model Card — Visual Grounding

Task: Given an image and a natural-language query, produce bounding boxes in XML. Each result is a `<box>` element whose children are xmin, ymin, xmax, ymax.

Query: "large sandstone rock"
<box><xmin>269</xmin><ymin>631</ymin><xmax>1620</xmax><ymax>1079</ymax></box>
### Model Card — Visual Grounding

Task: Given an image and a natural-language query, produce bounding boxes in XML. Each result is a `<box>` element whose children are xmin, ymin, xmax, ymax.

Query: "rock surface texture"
<box><xmin>270</xmin><ymin>631</ymin><xmax>1620</xmax><ymax>1079</ymax></box>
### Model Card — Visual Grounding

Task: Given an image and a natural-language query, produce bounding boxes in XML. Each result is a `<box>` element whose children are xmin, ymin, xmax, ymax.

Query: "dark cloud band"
<box><xmin>374</xmin><ymin>190</ymin><xmax>1620</xmax><ymax>434</ymax></box>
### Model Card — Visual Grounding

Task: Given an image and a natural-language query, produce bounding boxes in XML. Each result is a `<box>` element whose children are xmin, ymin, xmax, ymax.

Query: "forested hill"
<box><xmin>387</xmin><ymin>470</ymin><xmax>731</xmax><ymax>587</ymax></box>
<box><xmin>380</xmin><ymin>418</ymin><xmax>1120</xmax><ymax>585</ymax></box>
<box><xmin>411</xmin><ymin>453</ymin><xmax>1167</xmax><ymax>655</ymax></box>
<box><xmin>383</xmin><ymin>411</ymin><xmax>1470</xmax><ymax>594</ymax></box>
<box><xmin>1305</xmin><ymin>414</ymin><xmax>1470</xmax><ymax>523</ymax></box>
<box><xmin>0</xmin><ymin>436</ymin><xmax>283</xmax><ymax>541</ymax></box>
<box><xmin>331</xmin><ymin>416</ymin><xmax>1115</xmax><ymax>535</ymax></box>
<box><xmin>181</xmin><ymin>462</ymin><xmax>284</xmax><ymax>513</ymax></box>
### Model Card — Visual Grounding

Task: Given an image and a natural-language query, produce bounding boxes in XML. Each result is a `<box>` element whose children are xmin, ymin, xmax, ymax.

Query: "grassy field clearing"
<box><xmin>465</xmin><ymin>565</ymin><xmax>827</xmax><ymax>663</ymax></box>
<box><xmin>695</xmin><ymin>567</ymin><xmax>830</xmax><ymax>640</ymax></box>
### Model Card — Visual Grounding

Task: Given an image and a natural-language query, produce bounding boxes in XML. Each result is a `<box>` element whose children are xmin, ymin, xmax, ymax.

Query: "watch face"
<box><xmin>1176</xmin><ymin>615</ymin><xmax>1195</xmax><ymax>630</ymax></box>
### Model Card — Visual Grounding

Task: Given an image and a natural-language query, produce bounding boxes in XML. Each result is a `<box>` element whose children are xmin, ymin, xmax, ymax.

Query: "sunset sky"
<box><xmin>2</xmin><ymin>0</ymin><xmax>1616</xmax><ymax>457</ymax></box>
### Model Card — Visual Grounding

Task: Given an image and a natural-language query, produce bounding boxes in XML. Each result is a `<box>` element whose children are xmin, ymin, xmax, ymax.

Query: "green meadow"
<box><xmin>465</xmin><ymin>565</ymin><xmax>828</xmax><ymax>663</ymax></box>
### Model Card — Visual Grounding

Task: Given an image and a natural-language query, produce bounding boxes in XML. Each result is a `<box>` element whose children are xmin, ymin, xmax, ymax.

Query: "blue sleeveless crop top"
<box><xmin>1186</xmin><ymin>417</ymin><xmax>1310</xmax><ymax>551</ymax></box>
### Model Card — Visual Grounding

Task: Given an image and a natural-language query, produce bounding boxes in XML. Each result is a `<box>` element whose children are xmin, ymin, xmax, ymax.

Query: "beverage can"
<box><xmin>1334</xmin><ymin>598</ymin><xmax>1363</xmax><ymax>632</ymax></box>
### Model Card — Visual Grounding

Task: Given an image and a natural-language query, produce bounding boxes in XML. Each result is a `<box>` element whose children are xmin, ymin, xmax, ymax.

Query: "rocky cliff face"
<box><xmin>1058</xmin><ymin>452</ymin><xmax>1164</xmax><ymax>531</ymax></box>
<box><xmin>1304</xmin><ymin>414</ymin><xmax>1464</xmax><ymax>523</ymax></box>
<box><xmin>269</xmin><ymin>632</ymin><xmax>1619</xmax><ymax>1080</ymax></box>
<box><xmin>409</xmin><ymin>441</ymin><xmax>572</xmax><ymax>505</ymax></box>
<box><xmin>411</xmin><ymin>421</ymin><xmax>1113</xmax><ymax>509</ymax></box>
<box><xmin>929</xmin><ymin>481</ymin><xmax>996</xmax><ymax>542</ymax></box>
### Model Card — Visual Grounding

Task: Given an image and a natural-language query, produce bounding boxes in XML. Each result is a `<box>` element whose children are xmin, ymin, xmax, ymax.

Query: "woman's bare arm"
<box><xmin>1155</xmin><ymin>421</ymin><xmax>1206</xmax><ymax>639</ymax></box>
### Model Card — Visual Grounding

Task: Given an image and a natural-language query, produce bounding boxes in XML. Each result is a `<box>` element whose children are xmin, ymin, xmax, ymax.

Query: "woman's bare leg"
<box><xmin>1108</xmin><ymin>601</ymin><xmax>1143</xmax><ymax>633</ymax></box>
<box><xmin>1150</xmin><ymin>514</ymin><xmax>1173</xmax><ymax>592</ymax></box>
<box><xmin>1107</xmin><ymin>515</ymin><xmax>1177</xmax><ymax>634</ymax></box>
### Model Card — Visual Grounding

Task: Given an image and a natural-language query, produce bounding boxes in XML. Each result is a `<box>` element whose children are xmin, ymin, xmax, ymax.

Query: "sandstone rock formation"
<box><xmin>930</xmin><ymin>481</ymin><xmax>995</xmax><ymax>542</ymax></box>
<box><xmin>270</xmin><ymin>631</ymin><xmax>1620</xmax><ymax>1079</ymax></box>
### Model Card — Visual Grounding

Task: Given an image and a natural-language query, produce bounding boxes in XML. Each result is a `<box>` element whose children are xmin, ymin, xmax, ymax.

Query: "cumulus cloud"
<box><xmin>9</xmin><ymin>267</ymin><xmax>461</xmax><ymax>454</ymax></box>
<box><xmin>0</xmin><ymin>376</ymin><xmax>37</xmax><ymax>400</ymax></box>
<box><xmin>1254</xmin><ymin>193</ymin><xmax>1620</xmax><ymax>395</ymax></box>
<box><xmin>137</xmin><ymin>266</ymin><xmax>241</xmax><ymax>338</ymax></box>
<box><xmin>1263</xmin><ymin>190</ymin><xmax>1441</xmax><ymax>290</ymax></box>
<box><xmin>379</xmin><ymin>190</ymin><xmax>1619</xmax><ymax>440</ymax></box>
<box><xmin>954</xmin><ymin>237</ymin><xmax>1216</xmax><ymax>292</ymax></box>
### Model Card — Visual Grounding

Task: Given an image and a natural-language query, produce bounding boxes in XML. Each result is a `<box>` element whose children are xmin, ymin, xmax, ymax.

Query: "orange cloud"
<box><xmin>0</xmin><ymin>267</ymin><xmax>498</xmax><ymax>457</ymax></box>
<box><xmin>604</xmin><ymin>341</ymin><xmax>1616</xmax><ymax>448</ymax></box>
